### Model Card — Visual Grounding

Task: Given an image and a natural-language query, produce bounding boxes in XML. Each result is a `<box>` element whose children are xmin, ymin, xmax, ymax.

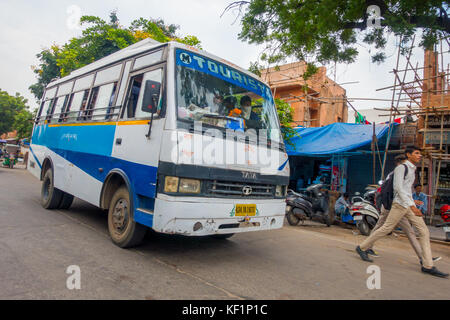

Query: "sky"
<box><xmin>0</xmin><ymin>0</ymin><xmax>448</xmax><ymax>122</ymax></box>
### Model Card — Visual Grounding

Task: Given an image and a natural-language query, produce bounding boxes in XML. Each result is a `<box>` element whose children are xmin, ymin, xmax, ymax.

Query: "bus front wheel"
<box><xmin>108</xmin><ymin>186</ymin><xmax>146</xmax><ymax>248</ymax></box>
<box><xmin>41</xmin><ymin>168</ymin><xmax>63</xmax><ymax>209</ymax></box>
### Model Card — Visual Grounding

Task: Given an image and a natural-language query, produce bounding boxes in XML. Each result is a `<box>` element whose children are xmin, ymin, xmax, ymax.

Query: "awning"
<box><xmin>285</xmin><ymin>122</ymin><xmax>392</xmax><ymax>156</ymax></box>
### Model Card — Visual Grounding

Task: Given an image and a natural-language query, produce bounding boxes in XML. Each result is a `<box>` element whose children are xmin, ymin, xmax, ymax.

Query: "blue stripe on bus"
<box><xmin>278</xmin><ymin>158</ymin><xmax>288</xmax><ymax>171</ymax></box>
<box><xmin>32</xmin><ymin>123</ymin><xmax>115</xmax><ymax>157</ymax></box>
<box><xmin>31</xmin><ymin>124</ymin><xmax>157</xmax><ymax>227</ymax></box>
<box><xmin>29</xmin><ymin>146</ymin><xmax>42</xmax><ymax>169</ymax></box>
<box><xmin>50</xmin><ymin>148</ymin><xmax>158</xmax><ymax>200</ymax></box>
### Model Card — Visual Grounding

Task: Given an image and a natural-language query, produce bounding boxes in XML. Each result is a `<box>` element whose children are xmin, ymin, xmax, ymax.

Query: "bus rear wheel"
<box><xmin>41</xmin><ymin>168</ymin><xmax>63</xmax><ymax>209</ymax></box>
<box><xmin>108</xmin><ymin>186</ymin><xmax>146</xmax><ymax>248</ymax></box>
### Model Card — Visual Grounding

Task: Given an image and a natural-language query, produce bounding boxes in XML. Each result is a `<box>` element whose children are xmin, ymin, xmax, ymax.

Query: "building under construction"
<box><xmin>260</xmin><ymin>62</ymin><xmax>348</xmax><ymax>127</ymax></box>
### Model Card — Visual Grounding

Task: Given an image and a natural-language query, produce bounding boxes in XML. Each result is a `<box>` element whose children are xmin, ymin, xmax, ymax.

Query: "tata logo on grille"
<box><xmin>241</xmin><ymin>171</ymin><xmax>257</xmax><ymax>179</ymax></box>
<box><xmin>242</xmin><ymin>186</ymin><xmax>252</xmax><ymax>196</ymax></box>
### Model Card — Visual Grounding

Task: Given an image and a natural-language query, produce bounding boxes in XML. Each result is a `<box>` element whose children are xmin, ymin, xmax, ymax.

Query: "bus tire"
<box><xmin>41</xmin><ymin>168</ymin><xmax>63</xmax><ymax>209</ymax></box>
<box><xmin>108</xmin><ymin>186</ymin><xmax>146</xmax><ymax>248</ymax></box>
<box><xmin>59</xmin><ymin>192</ymin><xmax>74</xmax><ymax>210</ymax></box>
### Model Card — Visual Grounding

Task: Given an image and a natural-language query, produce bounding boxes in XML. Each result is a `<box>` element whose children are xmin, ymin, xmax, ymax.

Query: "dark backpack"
<box><xmin>376</xmin><ymin>164</ymin><xmax>408</xmax><ymax>211</ymax></box>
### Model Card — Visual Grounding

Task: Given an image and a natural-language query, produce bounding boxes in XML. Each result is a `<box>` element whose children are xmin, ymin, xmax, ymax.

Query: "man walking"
<box><xmin>356</xmin><ymin>146</ymin><xmax>448</xmax><ymax>278</ymax></box>
<box><xmin>367</xmin><ymin>155</ymin><xmax>440</xmax><ymax>265</ymax></box>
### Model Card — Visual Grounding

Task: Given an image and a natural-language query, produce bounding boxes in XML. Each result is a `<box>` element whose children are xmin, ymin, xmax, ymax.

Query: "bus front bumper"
<box><xmin>152</xmin><ymin>194</ymin><xmax>285</xmax><ymax>236</ymax></box>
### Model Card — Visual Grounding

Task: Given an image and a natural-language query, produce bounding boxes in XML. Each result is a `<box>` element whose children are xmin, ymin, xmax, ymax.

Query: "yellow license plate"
<box><xmin>235</xmin><ymin>204</ymin><xmax>257</xmax><ymax>216</ymax></box>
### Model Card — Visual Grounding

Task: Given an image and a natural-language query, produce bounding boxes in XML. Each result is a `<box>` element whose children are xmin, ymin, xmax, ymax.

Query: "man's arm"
<box><xmin>420</xmin><ymin>193</ymin><xmax>428</xmax><ymax>214</ymax></box>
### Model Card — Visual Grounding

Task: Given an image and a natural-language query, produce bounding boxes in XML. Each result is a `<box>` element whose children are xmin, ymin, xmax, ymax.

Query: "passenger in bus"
<box><xmin>222</xmin><ymin>96</ymin><xmax>241</xmax><ymax>117</ymax></box>
<box><xmin>211</xmin><ymin>93</ymin><xmax>224</xmax><ymax>113</ymax></box>
<box><xmin>240</xmin><ymin>95</ymin><xmax>261</xmax><ymax>129</ymax></box>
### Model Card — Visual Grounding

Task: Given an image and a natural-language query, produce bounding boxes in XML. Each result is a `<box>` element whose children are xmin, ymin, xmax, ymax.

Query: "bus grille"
<box><xmin>206</xmin><ymin>180</ymin><xmax>275</xmax><ymax>198</ymax></box>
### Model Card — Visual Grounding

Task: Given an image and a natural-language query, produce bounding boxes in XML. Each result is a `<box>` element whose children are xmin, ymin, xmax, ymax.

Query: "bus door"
<box><xmin>112</xmin><ymin>64</ymin><xmax>166</xmax><ymax>221</ymax></box>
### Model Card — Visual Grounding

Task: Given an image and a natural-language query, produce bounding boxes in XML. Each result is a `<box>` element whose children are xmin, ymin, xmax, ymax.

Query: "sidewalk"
<box><xmin>397</xmin><ymin>224</ymin><xmax>449</xmax><ymax>243</ymax></box>
<box><xmin>427</xmin><ymin>225</ymin><xmax>449</xmax><ymax>242</ymax></box>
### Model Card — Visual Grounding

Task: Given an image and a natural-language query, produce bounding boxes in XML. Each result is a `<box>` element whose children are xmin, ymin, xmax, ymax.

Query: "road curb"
<box><xmin>397</xmin><ymin>232</ymin><xmax>450</xmax><ymax>246</ymax></box>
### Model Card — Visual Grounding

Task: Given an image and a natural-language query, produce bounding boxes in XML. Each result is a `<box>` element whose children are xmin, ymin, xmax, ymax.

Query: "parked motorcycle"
<box><xmin>285</xmin><ymin>184</ymin><xmax>331</xmax><ymax>227</ymax></box>
<box><xmin>350</xmin><ymin>188</ymin><xmax>380</xmax><ymax>236</ymax></box>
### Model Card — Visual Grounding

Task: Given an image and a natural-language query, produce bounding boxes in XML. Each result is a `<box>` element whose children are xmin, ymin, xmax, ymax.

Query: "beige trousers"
<box><xmin>369</xmin><ymin>206</ymin><xmax>423</xmax><ymax>260</ymax></box>
<box><xmin>360</xmin><ymin>203</ymin><xmax>433</xmax><ymax>268</ymax></box>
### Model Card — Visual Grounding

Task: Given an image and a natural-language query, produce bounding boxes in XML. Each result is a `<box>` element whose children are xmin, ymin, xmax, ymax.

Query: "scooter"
<box><xmin>437</xmin><ymin>205</ymin><xmax>450</xmax><ymax>242</ymax></box>
<box><xmin>350</xmin><ymin>188</ymin><xmax>380</xmax><ymax>236</ymax></box>
<box><xmin>2</xmin><ymin>152</ymin><xmax>16</xmax><ymax>169</ymax></box>
<box><xmin>285</xmin><ymin>184</ymin><xmax>331</xmax><ymax>227</ymax></box>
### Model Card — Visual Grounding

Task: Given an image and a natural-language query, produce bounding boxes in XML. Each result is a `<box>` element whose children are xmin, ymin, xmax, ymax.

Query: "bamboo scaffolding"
<box><xmin>381</xmin><ymin>37</ymin><xmax>404</xmax><ymax>179</ymax></box>
<box><xmin>376</xmin><ymin>73</ymin><xmax>450</xmax><ymax>92</ymax></box>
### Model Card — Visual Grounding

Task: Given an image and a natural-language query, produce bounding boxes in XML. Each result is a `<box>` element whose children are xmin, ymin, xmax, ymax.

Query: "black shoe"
<box><xmin>421</xmin><ymin>266</ymin><xmax>449</xmax><ymax>278</ymax></box>
<box><xmin>356</xmin><ymin>246</ymin><xmax>373</xmax><ymax>262</ymax></box>
<box><xmin>366</xmin><ymin>249</ymin><xmax>379</xmax><ymax>257</ymax></box>
<box><xmin>419</xmin><ymin>257</ymin><xmax>442</xmax><ymax>266</ymax></box>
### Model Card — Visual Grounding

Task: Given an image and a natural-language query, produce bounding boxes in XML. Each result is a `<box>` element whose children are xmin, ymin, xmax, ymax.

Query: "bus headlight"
<box><xmin>179</xmin><ymin>178</ymin><xmax>201</xmax><ymax>194</ymax></box>
<box><xmin>164</xmin><ymin>176</ymin><xmax>179</xmax><ymax>193</ymax></box>
<box><xmin>275</xmin><ymin>185</ymin><xmax>284</xmax><ymax>197</ymax></box>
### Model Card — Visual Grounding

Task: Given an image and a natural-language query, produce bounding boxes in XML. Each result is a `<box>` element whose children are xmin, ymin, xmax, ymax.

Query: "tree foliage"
<box><xmin>274</xmin><ymin>98</ymin><xmax>298</xmax><ymax>145</ymax></box>
<box><xmin>0</xmin><ymin>89</ymin><xmax>32</xmax><ymax>137</ymax></box>
<box><xmin>30</xmin><ymin>11</ymin><xmax>202</xmax><ymax>101</ymax></box>
<box><xmin>13</xmin><ymin>108</ymin><xmax>35</xmax><ymax>139</ymax></box>
<box><xmin>229</xmin><ymin>0</ymin><xmax>449</xmax><ymax>66</ymax></box>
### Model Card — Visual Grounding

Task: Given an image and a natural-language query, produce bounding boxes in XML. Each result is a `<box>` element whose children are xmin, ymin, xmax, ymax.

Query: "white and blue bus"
<box><xmin>28</xmin><ymin>38</ymin><xmax>290</xmax><ymax>247</ymax></box>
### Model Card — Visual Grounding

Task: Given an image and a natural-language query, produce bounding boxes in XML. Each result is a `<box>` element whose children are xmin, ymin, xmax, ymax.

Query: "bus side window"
<box><xmin>61</xmin><ymin>94</ymin><xmax>74</xmax><ymax>122</ymax></box>
<box><xmin>45</xmin><ymin>99</ymin><xmax>56</xmax><ymax>123</ymax></box>
<box><xmin>85</xmin><ymin>87</ymin><xmax>100</xmax><ymax>120</ymax></box>
<box><xmin>36</xmin><ymin>100</ymin><xmax>45</xmax><ymax>124</ymax></box>
<box><xmin>53</xmin><ymin>96</ymin><xmax>68</xmax><ymax>123</ymax></box>
<box><xmin>89</xmin><ymin>82</ymin><xmax>117</xmax><ymax>121</ymax></box>
<box><xmin>123</xmin><ymin>68</ymin><xmax>163</xmax><ymax>119</ymax></box>
<box><xmin>78</xmin><ymin>90</ymin><xmax>90</xmax><ymax>121</ymax></box>
<box><xmin>65</xmin><ymin>90</ymin><xmax>90</xmax><ymax>122</ymax></box>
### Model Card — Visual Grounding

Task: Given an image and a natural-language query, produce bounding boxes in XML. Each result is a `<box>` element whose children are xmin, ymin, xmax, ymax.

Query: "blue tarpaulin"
<box><xmin>285</xmin><ymin>122</ymin><xmax>391</xmax><ymax>156</ymax></box>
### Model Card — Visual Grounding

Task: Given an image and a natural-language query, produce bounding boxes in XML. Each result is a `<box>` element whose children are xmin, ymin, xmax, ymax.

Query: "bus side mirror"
<box><xmin>141</xmin><ymin>80</ymin><xmax>161</xmax><ymax>114</ymax></box>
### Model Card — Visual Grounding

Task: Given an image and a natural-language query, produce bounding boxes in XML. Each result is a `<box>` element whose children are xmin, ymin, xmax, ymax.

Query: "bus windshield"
<box><xmin>175</xmin><ymin>49</ymin><xmax>282</xmax><ymax>144</ymax></box>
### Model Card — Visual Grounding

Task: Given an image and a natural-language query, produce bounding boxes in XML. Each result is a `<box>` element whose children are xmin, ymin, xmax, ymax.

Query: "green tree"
<box><xmin>226</xmin><ymin>0</ymin><xmax>449</xmax><ymax>66</ymax></box>
<box><xmin>30</xmin><ymin>11</ymin><xmax>202</xmax><ymax>101</ymax></box>
<box><xmin>0</xmin><ymin>89</ymin><xmax>29</xmax><ymax>136</ymax></box>
<box><xmin>13</xmin><ymin>108</ymin><xmax>35</xmax><ymax>139</ymax></box>
<box><xmin>274</xmin><ymin>98</ymin><xmax>298</xmax><ymax>145</ymax></box>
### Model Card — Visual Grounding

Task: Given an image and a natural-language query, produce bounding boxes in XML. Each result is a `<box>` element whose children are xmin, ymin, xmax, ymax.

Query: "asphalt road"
<box><xmin>0</xmin><ymin>166</ymin><xmax>449</xmax><ymax>299</ymax></box>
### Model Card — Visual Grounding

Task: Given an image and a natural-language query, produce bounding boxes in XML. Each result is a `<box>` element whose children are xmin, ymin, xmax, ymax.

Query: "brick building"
<box><xmin>260</xmin><ymin>62</ymin><xmax>348</xmax><ymax>127</ymax></box>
